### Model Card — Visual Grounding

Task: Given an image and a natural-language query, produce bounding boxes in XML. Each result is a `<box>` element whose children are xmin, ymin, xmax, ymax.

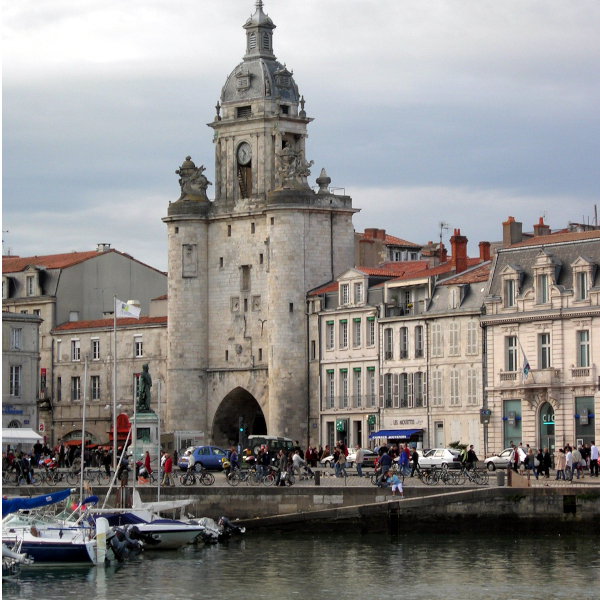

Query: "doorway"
<box><xmin>538</xmin><ymin>402</ymin><xmax>555</xmax><ymax>453</ymax></box>
<box><xmin>434</xmin><ymin>421</ymin><xmax>444</xmax><ymax>448</ymax></box>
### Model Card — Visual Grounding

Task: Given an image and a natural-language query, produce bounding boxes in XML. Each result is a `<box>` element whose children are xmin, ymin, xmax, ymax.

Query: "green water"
<box><xmin>4</xmin><ymin>531</ymin><xmax>599</xmax><ymax>600</ymax></box>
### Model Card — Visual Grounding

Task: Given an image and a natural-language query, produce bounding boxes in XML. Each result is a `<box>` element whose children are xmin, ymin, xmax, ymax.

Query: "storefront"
<box><xmin>538</xmin><ymin>402</ymin><xmax>555</xmax><ymax>453</ymax></box>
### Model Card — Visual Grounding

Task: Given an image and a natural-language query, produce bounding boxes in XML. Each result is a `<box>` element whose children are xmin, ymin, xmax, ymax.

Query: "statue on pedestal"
<box><xmin>137</xmin><ymin>364</ymin><xmax>154</xmax><ymax>413</ymax></box>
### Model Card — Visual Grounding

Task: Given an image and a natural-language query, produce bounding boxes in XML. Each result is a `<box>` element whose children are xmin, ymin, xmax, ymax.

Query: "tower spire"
<box><xmin>243</xmin><ymin>0</ymin><xmax>276</xmax><ymax>59</ymax></box>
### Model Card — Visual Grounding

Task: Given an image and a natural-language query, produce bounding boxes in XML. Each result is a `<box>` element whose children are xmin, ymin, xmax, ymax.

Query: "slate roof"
<box><xmin>509</xmin><ymin>230</ymin><xmax>600</xmax><ymax>248</ymax></box>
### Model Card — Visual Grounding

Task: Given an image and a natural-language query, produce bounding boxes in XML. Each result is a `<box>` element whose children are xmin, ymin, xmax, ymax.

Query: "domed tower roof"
<box><xmin>220</xmin><ymin>1</ymin><xmax>299</xmax><ymax>106</ymax></box>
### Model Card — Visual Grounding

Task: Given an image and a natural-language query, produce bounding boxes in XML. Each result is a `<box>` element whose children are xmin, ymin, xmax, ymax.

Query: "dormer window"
<box><xmin>340</xmin><ymin>283</ymin><xmax>350</xmax><ymax>305</ymax></box>
<box><xmin>572</xmin><ymin>256</ymin><xmax>594</xmax><ymax>302</ymax></box>
<box><xmin>354</xmin><ymin>282</ymin><xmax>363</xmax><ymax>304</ymax></box>
<box><xmin>532</xmin><ymin>250</ymin><xmax>560</xmax><ymax>305</ymax></box>
<box><xmin>281</xmin><ymin>105</ymin><xmax>289</xmax><ymax>115</ymax></box>
<box><xmin>26</xmin><ymin>276</ymin><xmax>35</xmax><ymax>296</ymax></box>
<box><xmin>576</xmin><ymin>271</ymin><xmax>588</xmax><ymax>300</ymax></box>
<box><xmin>537</xmin><ymin>274</ymin><xmax>549</xmax><ymax>304</ymax></box>
<box><xmin>505</xmin><ymin>279</ymin><xmax>515</xmax><ymax>308</ymax></box>
<box><xmin>500</xmin><ymin>264</ymin><xmax>522</xmax><ymax>309</ymax></box>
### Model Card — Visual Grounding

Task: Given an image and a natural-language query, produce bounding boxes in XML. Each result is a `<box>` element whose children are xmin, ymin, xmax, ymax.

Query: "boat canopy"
<box><xmin>2</xmin><ymin>488</ymin><xmax>72</xmax><ymax>517</ymax></box>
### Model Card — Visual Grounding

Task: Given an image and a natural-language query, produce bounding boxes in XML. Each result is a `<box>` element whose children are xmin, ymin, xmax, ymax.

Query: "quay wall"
<box><xmin>4</xmin><ymin>485</ymin><xmax>600</xmax><ymax>532</ymax></box>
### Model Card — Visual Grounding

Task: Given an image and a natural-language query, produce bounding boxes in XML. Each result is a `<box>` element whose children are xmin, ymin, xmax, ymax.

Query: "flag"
<box><xmin>115</xmin><ymin>298</ymin><xmax>141</xmax><ymax>319</ymax></box>
<box><xmin>517</xmin><ymin>337</ymin><xmax>530</xmax><ymax>382</ymax></box>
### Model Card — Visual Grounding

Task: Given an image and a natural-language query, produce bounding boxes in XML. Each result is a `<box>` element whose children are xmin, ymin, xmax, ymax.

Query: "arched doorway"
<box><xmin>212</xmin><ymin>387</ymin><xmax>267</xmax><ymax>448</ymax></box>
<box><xmin>539</xmin><ymin>402</ymin><xmax>555</xmax><ymax>453</ymax></box>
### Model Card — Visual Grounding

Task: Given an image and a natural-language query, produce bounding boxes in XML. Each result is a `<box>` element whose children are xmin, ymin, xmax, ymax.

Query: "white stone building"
<box><xmin>483</xmin><ymin>223</ymin><xmax>600</xmax><ymax>455</ymax></box>
<box><xmin>163</xmin><ymin>2</ymin><xmax>357</xmax><ymax>447</ymax></box>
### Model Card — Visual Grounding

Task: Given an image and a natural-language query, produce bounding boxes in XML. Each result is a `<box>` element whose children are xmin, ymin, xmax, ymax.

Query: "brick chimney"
<box><xmin>533</xmin><ymin>217</ymin><xmax>551</xmax><ymax>237</ymax></box>
<box><xmin>479</xmin><ymin>241</ymin><xmax>491</xmax><ymax>262</ymax></box>
<box><xmin>363</xmin><ymin>228</ymin><xmax>376</xmax><ymax>239</ymax></box>
<box><xmin>502</xmin><ymin>216</ymin><xmax>522</xmax><ymax>247</ymax></box>
<box><xmin>440</xmin><ymin>243</ymin><xmax>448</xmax><ymax>263</ymax></box>
<box><xmin>450</xmin><ymin>229</ymin><xmax>468</xmax><ymax>273</ymax></box>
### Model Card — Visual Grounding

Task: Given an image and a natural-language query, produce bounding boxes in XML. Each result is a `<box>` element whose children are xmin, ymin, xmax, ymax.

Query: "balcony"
<box><xmin>322</xmin><ymin>395</ymin><xmax>376</xmax><ymax>411</ymax></box>
<box><xmin>569</xmin><ymin>364</ymin><xmax>596</xmax><ymax>384</ymax></box>
<box><xmin>499</xmin><ymin>369</ymin><xmax>561</xmax><ymax>388</ymax></box>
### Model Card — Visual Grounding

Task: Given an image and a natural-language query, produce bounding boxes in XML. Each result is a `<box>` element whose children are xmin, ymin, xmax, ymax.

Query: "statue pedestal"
<box><xmin>131</xmin><ymin>411</ymin><xmax>159</xmax><ymax>465</ymax></box>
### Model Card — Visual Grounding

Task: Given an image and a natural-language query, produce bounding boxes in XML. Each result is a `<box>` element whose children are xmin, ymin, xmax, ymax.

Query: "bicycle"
<box><xmin>454</xmin><ymin>464</ymin><xmax>489</xmax><ymax>486</ymax></box>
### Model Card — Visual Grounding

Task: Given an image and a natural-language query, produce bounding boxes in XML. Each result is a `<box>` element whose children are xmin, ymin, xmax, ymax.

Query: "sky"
<box><xmin>3</xmin><ymin>0</ymin><xmax>599</xmax><ymax>272</ymax></box>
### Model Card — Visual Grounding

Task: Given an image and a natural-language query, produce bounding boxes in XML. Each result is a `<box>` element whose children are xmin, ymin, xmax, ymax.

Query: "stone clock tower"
<box><xmin>164</xmin><ymin>1</ymin><xmax>358</xmax><ymax>446</ymax></box>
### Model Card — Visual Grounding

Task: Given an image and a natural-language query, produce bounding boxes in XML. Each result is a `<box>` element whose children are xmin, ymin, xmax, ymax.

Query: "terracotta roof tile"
<box><xmin>151</xmin><ymin>294</ymin><xmax>168</xmax><ymax>301</ymax></box>
<box><xmin>52</xmin><ymin>316</ymin><xmax>167</xmax><ymax>332</ymax></box>
<box><xmin>308</xmin><ymin>281</ymin><xmax>338</xmax><ymax>296</ymax></box>
<box><xmin>438</xmin><ymin>263</ymin><xmax>491</xmax><ymax>285</ymax></box>
<box><xmin>509</xmin><ymin>230</ymin><xmax>600</xmax><ymax>248</ymax></box>
<box><xmin>357</xmin><ymin>232</ymin><xmax>421</xmax><ymax>248</ymax></box>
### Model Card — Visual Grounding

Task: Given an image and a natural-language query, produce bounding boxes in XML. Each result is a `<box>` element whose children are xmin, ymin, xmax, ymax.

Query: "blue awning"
<box><xmin>369</xmin><ymin>429</ymin><xmax>422</xmax><ymax>440</ymax></box>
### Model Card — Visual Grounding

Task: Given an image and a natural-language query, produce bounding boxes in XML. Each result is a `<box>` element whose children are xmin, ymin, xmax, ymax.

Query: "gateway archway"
<box><xmin>212</xmin><ymin>387</ymin><xmax>267</xmax><ymax>448</ymax></box>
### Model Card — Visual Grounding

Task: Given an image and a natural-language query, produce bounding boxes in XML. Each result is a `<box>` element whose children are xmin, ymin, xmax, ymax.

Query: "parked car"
<box><xmin>417</xmin><ymin>448</ymin><xmax>461</xmax><ymax>470</ymax></box>
<box><xmin>347</xmin><ymin>449</ymin><xmax>378</xmax><ymax>468</ymax></box>
<box><xmin>177</xmin><ymin>445</ymin><xmax>228</xmax><ymax>471</ymax></box>
<box><xmin>484</xmin><ymin>448</ymin><xmax>514</xmax><ymax>471</ymax></box>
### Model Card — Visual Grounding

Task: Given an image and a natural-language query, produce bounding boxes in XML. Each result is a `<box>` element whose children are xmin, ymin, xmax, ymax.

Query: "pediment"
<box><xmin>571</xmin><ymin>255</ymin><xmax>595</xmax><ymax>268</ymax></box>
<box><xmin>534</xmin><ymin>249</ymin><xmax>561</xmax><ymax>267</ymax></box>
<box><xmin>500</xmin><ymin>263</ymin><xmax>522</xmax><ymax>276</ymax></box>
<box><xmin>337</xmin><ymin>268</ymin><xmax>365</xmax><ymax>282</ymax></box>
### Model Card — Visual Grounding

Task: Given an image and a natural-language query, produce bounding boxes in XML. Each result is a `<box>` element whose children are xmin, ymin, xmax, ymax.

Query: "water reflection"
<box><xmin>4</xmin><ymin>532</ymin><xmax>599</xmax><ymax>600</ymax></box>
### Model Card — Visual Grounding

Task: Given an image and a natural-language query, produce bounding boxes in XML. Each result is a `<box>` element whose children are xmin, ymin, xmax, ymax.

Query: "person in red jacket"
<box><xmin>162</xmin><ymin>453</ymin><xmax>174</xmax><ymax>486</ymax></box>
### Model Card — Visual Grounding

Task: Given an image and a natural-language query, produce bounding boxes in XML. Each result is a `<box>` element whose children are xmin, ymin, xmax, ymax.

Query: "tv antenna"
<box><xmin>2</xmin><ymin>230</ymin><xmax>9</xmax><ymax>256</ymax></box>
<box><xmin>439</xmin><ymin>221</ymin><xmax>449</xmax><ymax>256</ymax></box>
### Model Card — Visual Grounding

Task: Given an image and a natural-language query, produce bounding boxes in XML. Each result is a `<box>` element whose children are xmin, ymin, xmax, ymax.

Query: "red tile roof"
<box><xmin>357</xmin><ymin>261</ymin><xmax>430</xmax><ymax>277</ymax></box>
<box><xmin>52</xmin><ymin>316</ymin><xmax>167</xmax><ymax>332</ymax></box>
<box><xmin>438</xmin><ymin>263</ymin><xmax>491</xmax><ymax>285</ymax></box>
<box><xmin>509</xmin><ymin>229</ymin><xmax>600</xmax><ymax>248</ymax></box>
<box><xmin>2</xmin><ymin>249</ymin><xmax>166</xmax><ymax>276</ymax></box>
<box><xmin>357</xmin><ymin>232</ymin><xmax>421</xmax><ymax>248</ymax></box>
<box><xmin>308</xmin><ymin>281</ymin><xmax>339</xmax><ymax>296</ymax></box>
<box><xmin>151</xmin><ymin>294</ymin><xmax>168</xmax><ymax>301</ymax></box>
<box><xmin>383</xmin><ymin>258</ymin><xmax>482</xmax><ymax>284</ymax></box>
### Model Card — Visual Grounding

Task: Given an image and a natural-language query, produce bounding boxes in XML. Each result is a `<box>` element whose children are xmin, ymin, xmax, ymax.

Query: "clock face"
<box><xmin>237</xmin><ymin>142</ymin><xmax>252</xmax><ymax>165</ymax></box>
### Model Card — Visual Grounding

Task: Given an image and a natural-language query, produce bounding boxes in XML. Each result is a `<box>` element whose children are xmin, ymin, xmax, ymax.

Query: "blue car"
<box><xmin>177</xmin><ymin>445</ymin><xmax>229</xmax><ymax>471</ymax></box>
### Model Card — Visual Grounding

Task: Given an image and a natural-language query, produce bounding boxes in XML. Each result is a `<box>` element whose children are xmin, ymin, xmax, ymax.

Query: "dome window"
<box><xmin>249</xmin><ymin>33</ymin><xmax>256</xmax><ymax>50</ymax></box>
<box><xmin>237</xmin><ymin>106</ymin><xmax>252</xmax><ymax>118</ymax></box>
<box><xmin>262</xmin><ymin>32</ymin><xmax>270</xmax><ymax>50</ymax></box>
<box><xmin>281</xmin><ymin>105</ymin><xmax>289</xmax><ymax>115</ymax></box>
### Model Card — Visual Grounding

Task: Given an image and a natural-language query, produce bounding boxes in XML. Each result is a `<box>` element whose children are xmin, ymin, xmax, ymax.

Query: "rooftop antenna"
<box><xmin>2</xmin><ymin>230</ymin><xmax>9</xmax><ymax>256</ymax></box>
<box><xmin>439</xmin><ymin>221</ymin><xmax>449</xmax><ymax>255</ymax></box>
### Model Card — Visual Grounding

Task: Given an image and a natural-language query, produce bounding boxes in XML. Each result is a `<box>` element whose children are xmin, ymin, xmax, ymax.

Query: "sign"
<box><xmin>367</xmin><ymin>414</ymin><xmax>376</xmax><ymax>425</ymax></box>
<box><xmin>39</xmin><ymin>423</ymin><xmax>45</xmax><ymax>432</ymax></box>
<box><xmin>480</xmin><ymin>408</ymin><xmax>492</xmax><ymax>424</ymax></box>
<box><xmin>542</xmin><ymin>413</ymin><xmax>555</xmax><ymax>425</ymax></box>
<box><xmin>40</xmin><ymin>368</ymin><xmax>47</xmax><ymax>392</ymax></box>
<box><xmin>580</xmin><ymin>408</ymin><xmax>589</xmax><ymax>426</ymax></box>
<box><xmin>2</xmin><ymin>404</ymin><xmax>24</xmax><ymax>415</ymax></box>
<box><xmin>336</xmin><ymin>419</ymin><xmax>347</xmax><ymax>432</ymax></box>
<box><xmin>507</xmin><ymin>411</ymin><xmax>516</xmax><ymax>427</ymax></box>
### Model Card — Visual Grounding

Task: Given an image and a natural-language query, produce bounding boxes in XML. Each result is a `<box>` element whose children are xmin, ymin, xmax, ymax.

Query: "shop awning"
<box><xmin>2</xmin><ymin>428</ymin><xmax>43</xmax><ymax>444</ymax></box>
<box><xmin>369</xmin><ymin>429</ymin><xmax>422</xmax><ymax>440</ymax></box>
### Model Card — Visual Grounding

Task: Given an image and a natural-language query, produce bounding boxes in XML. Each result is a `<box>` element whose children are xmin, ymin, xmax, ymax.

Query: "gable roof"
<box><xmin>52</xmin><ymin>316</ymin><xmax>167</xmax><ymax>332</ymax></box>
<box><xmin>356</xmin><ymin>231</ymin><xmax>421</xmax><ymax>248</ymax></box>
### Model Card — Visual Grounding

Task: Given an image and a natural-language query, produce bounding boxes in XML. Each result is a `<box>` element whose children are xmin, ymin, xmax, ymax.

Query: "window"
<box><xmin>367</xmin><ymin>318</ymin><xmax>375</xmax><ymax>346</ymax></box>
<box><xmin>220</xmin><ymin>257</ymin><xmax>224</xmax><ymax>268</ymax></box>
<box><xmin>354</xmin><ymin>282</ymin><xmax>363</xmax><ymax>304</ymax></box>
<box><xmin>537</xmin><ymin>274</ymin><xmax>549</xmax><ymax>304</ymax></box>
<box><xmin>259</xmin><ymin>348</ymin><xmax>263</xmax><ymax>362</ymax></box>
<box><xmin>2</xmin><ymin>279</ymin><xmax>6</xmax><ymax>299</ymax></box>
<box><xmin>225</xmin><ymin>350</ymin><xmax>229</xmax><ymax>361</ymax></box>
<box><xmin>353</xmin><ymin>319</ymin><xmax>361</xmax><ymax>348</ymax></box>
<box><xmin>133</xmin><ymin>373</ymin><xmax>141</xmax><ymax>399</ymax></box>
<box><xmin>539</xmin><ymin>333</ymin><xmax>551</xmax><ymax>369</ymax></box>
<box><xmin>506</xmin><ymin>336</ymin><xmax>518</xmax><ymax>372</ymax></box>
<box><xmin>415</xmin><ymin>326</ymin><xmax>423</xmax><ymax>358</ymax></box>
<box><xmin>449</xmin><ymin>288</ymin><xmax>458</xmax><ymax>309</ymax></box>
<box><xmin>340</xmin><ymin>284</ymin><xmax>350</xmax><ymax>305</ymax></box>
<box><xmin>33</xmin><ymin>309</ymin><xmax>40</xmax><ymax>316</ymax></box>
<box><xmin>26</xmin><ymin>276</ymin><xmax>34</xmax><ymax>296</ymax></box>
<box><xmin>450</xmin><ymin>369</ymin><xmax>460</xmax><ymax>406</ymax></box>
<box><xmin>227</xmin><ymin>224</ymin><xmax>232</xmax><ymax>237</ymax></box>
<box><xmin>449</xmin><ymin>322</ymin><xmax>460</xmax><ymax>356</ymax></box>
<box><xmin>340</xmin><ymin>371</ymin><xmax>348</xmax><ymax>407</ymax></box>
<box><xmin>326</xmin><ymin>322</ymin><xmax>335</xmax><ymax>350</ymax></box>
<box><xmin>92</xmin><ymin>339</ymin><xmax>100</xmax><ymax>360</ymax></box>
<box><xmin>134</xmin><ymin>336</ymin><xmax>143</xmax><ymax>357</ymax></box>
<box><xmin>339</xmin><ymin>321</ymin><xmax>348</xmax><ymax>349</ymax></box>
<box><xmin>71</xmin><ymin>339</ymin><xmax>81</xmax><ymax>361</ymax></box>
<box><xmin>466</xmin><ymin>321</ymin><xmax>478</xmax><ymax>355</ymax></box>
<box><xmin>9</xmin><ymin>366</ymin><xmax>21</xmax><ymax>396</ymax></box>
<box><xmin>56</xmin><ymin>340</ymin><xmax>61</xmax><ymax>362</ymax></box>
<box><xmin>262</xmin><ymin>31</ymin><xmax>270</xmax><ymax>50</ymax></box>
<box><xmin>57</xmin><ymin>377</ymin><xmax>62</xmax><ymax>402</ymax></box>
<box><xmin>91</xmin><ymin>376</ymin><xmax>100</xmax><ymax>400</ymax></box>
<box><xmin>354</xmin><ymin>369</ymin><xmax>362</xmax><ymax>407</ymax></box>
<box><xmin>431</xmin><ymin>323</ymin><xmax>443</xmax><ymax>357</ymax></box>
<box><xmin>367</xmin><ymin>369</ymin><xmax>376</xmax><ymax>407</ymax></box>
<box><xmin>577</xmin><ymin>330</ymin><xmax>590</xmax><ymax>368</ymax></box>
<box><xmin>399</xmin><ymin>327</ymin><xmax>408</xmax><ymax>359</ymax></box>
<box><xmin>384</xmin><ymin>328</ymin><xmax>393</xmax><ymax>360</ymax></box>
<box><xmin>20</xmin><ymin>310</ymin><xmax>28</xmax><ymax>314</ymax></box>
<box><xmin>249</xmin><ymin>32</ymin><xmax>256</xmax><ymax>49</ymax></box>
<box><xmin>281</xmin><ymin>105</ymin><xmax>289</xmax><ymax>115</ymax></box>
<box><xmin>259</xmin><ymin>253</ymin><xmax>263</xmax><ymax>264</ymax></box>
<box><xmin>326</xmin><ymin>371</ymin><xmax>335</xmax><ymax>408</ymax></box>
<box><xmin>431</xmin><ymin>370</ymin><xmax>443</xmax><ymax>407</ymax></box>
<box><xmin>270</xmin><ymin>217</ymin><xmax>274</xmax><ymax>225</ymax></box>
<box><xmin>414</xmin><ymin>372</ymin><xmax>424</xmax><ymax>407</ymax></box>
<box><xmin>71</xmin><ymin>376</ymin><xmax>81</xmax><ymax>401</ymax></box>
<box><xmin>69</xmin><ymin>311</ymin><xmax>79</xmax><ymax>322</ymax></box>
<box><xmin>384</xmin><ymin>373</ymin><xmax>393</xmax><ymax>408</ymax></box>
<box><xmin>10</xmin><ymin>328</ymin><xmax>22</xmax><ymax>351</ymax></box>
<box><xmin>241</xmin><ymin>265</ymin><xmax>251</xmax><ymax>291</ymax></box>
<box><xmin>251</xmin><ymin>222</ymin><xmax>255</xmax><ymax>234</ymax></box>
<box><xmin>289</xmin><ymin>303</ymin><xmax>293</xmax><ymax>313</ymax></box>
<box><xmin>400</xmin><ymin>373</ymin><xmax>409</xmax><ymax>408</ymax></box>
<box><xmin>237</xmin><ymin>106</ymin><xmax>252</xmax><ymax>118</ymax></box>
<box><xmin>467</xmin><ymin>368</ymin><xmax>478</xmax><ymax>405</ymax></box>
<box><xmin>244</xmin><ymin>298</ymin><xmax>249</xmax><ymax>312</ymax></box>
<box><xmin>505</xmin><ymin>279</ymin><xmax>515</xmax><ymax>307</ymax></box>
<box><xmin>577</xmin><ymin>271</ymin><xmax>588</xmax><ymax>300</ymax></box>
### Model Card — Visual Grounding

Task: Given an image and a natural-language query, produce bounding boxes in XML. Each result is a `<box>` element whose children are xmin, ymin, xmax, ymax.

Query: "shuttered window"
<box><xmin>467</xmin><ymin>368</ymin><xmax>478</xmax><ymax>405</ymax></box>
<box><xmin>450</xmin><ymin>369</ymin><xmax>460</xmax><ymax>406</ymax></box>
<box><xmin>431</xmin><ymin>323</ymin><xmax>443</xmax><ymax>357</ymax></box>
<box><xmin>449</xmin><ymin>322</ymin><xmax>460</xmax><ymax>356</ymax></box>
<box><xmin>431</xmin><ymin>370</ymin><xmax>443</xmax><ymax>407</ymax></box>
<box><xmin>466</xmin><ymin>321</ymin><xmax>478</xmax><ymax>355</ymax></box>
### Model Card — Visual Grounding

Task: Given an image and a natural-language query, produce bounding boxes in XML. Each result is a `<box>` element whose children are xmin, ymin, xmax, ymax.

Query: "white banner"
<box><xmin>115</xmin><ymin>298</ymin><xmax>141</xmax><ymax>319</ymax></box>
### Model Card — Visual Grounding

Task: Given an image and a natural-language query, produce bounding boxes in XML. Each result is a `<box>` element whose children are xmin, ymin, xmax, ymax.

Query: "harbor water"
<box><xmin>4</xmin><ymin>530</ymin><xmax>599</xmax><ymax>600</ymax></box>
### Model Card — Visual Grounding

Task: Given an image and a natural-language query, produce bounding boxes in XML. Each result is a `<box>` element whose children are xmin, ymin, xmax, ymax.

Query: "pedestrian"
<box><xmin>510</xmin><ymin>443</ymin><xmax>520</xmax><ymax>473</ymax></box>
<box><xmin>542</xmin><ymin>447</ymin><xmax>551</xmax><ymax>478</ymax></box>
<box><xmin>390</xmin><ymin>472</ymin><xmax>404</xmax><ymax>497</ymax></box>
<box><xmin>336</xmin><ymin>450</ymin><xmax>347</xmax><ymax>478</ymax></box>
<box><xmin>355</xmin><ymin>444</ymin><xmax>364</xmax><ymax>478</ymax></box>
<box><xmin>144</xmin><ymin>450</ymin><xmax>153</xmax><ymax>479</ymax></box>
<box><xmin>398</xmin><ymin>448</ymin><xmax>409</xmax><ymax>477</ymax></box>
<box><xmin>565</xmin><ymin>446</ymin><xmax>573</xmax><ymax>481</ymax></box>
<box><xmin>102</xmin><ymin>450</ymin><xmax>111</xmax><ymax>477</ymax></box>
<box><xmin>590</xmin><ymin>441</ymin><xmax>599</xmax><ymax>477</ymax></box>
<box><xmin>33</xmin><ymin>441</ymin><xmax>43</xmax><ymax>469</ymax></box>
<box><xmin>572</xmin><ymin>446</ymin><xmax>583</xmax><ymax>480</ymax></box>
<box><xmin>555</xmin><ymin>448</ymin><xmax>566</xmax><ymax>480</ymax></box>
<box><xmin>410</xmin><ymin>447</ymin><xmax>419</xmax><ymax>477</ymax></box>
<box><xmin>467</xmin><ymin>445</ymin><xmax>478</xmax><ymax>470</ymax></box>
<box><xmin>277</xmin><ymin>449</ymin><xmax>288</xmax><ymax>486</ymax></box>
<box><xmin>526</xmin><ymin>447</ymin><xmax>538</xmax><ymax>479</ymax></box>
<box><xmin>162</xmin><ymin>453</ymin><xmax>174</xmax><ymax>486</ymax></box>
<box><xmin>379</xmin><ymin>449</ymin><xmax>392</xmax><ymax>483</ymax></box>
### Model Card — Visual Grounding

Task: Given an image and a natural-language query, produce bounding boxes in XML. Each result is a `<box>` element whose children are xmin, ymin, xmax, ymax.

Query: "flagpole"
<box><xmin>80</xmin><ymin>354</ymin><xmax>88</xmax><ymax>506</ymax></box>
<box><xmin>157</xmin><ymin>378</ymin><xmax>161</xmax><ymax>502</ymax></box>
<box><xmin>113</xmin><ymin>296</ymin><xmax>118</xmax><ymax>472</ymax></box>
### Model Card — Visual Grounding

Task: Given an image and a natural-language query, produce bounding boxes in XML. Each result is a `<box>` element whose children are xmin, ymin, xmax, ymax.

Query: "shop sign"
<box><xmin>580</xmin><ymin>408</ymin><xmax>589</xmax><ymax>426</ymax></box>
<box><xmin>542</xmin><ymin>413</ymin><xmax>555</xmax><ymax>425</ymax></box>
<box><xmin>367</xmin><ymin>414</ymin><xmax>376</xmax><ymax>425</ymax></box>
<box><xmin>507</xmin><ymin>411</ymin><xmax>516</xmax><ymax>427</ymax></box>
<box><xmin>480</xmin><ymin>409</ymin><xmax>492</xmax><ymax>424</ymax></box>
<box><xmin>2</xmin><ymin>404</ymin><xmax>24</xmax><ymax>415</ymax></box>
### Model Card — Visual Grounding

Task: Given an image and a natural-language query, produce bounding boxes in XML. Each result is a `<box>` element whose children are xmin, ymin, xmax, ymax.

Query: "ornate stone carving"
<box><xmin>276</xmin><ymin>146</ymin><xmax>314</xmax><ymax>190</ymax></box>
<box><xmin>176</xmin><ymin>156</ymin><xmax>212</xmax><ymax>200</ymax></box>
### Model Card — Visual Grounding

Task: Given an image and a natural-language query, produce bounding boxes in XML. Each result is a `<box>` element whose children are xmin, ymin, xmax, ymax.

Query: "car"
<box><xmin>177</xmin><ymin>445</ymin><xmax>229</xmax><ymax>471</ymax></box>
<box><xmin>485</xmin><ymin>448</ymin><xmax>523</xmax><ymax>471</ymax></box>
<box><xmin>417</xmin><ymin>448</ymin><xmax>461</xmax><ymax>470</ymax></box>
<box><xmin>322</xmin><ymin>449</ymin><xmax>378</xmax><ymax>468</ymax></box>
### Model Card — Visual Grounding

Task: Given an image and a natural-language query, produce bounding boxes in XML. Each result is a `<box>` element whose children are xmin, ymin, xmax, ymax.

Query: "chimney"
<box><xmin>450</xmin><ymin>228</ymin><xmax>468</xmax><ymax>274</ymax></box>
<box><xmin>479</xmin><ymin>241</ymin><xmax>491</xmax><ymax>262</ymax></box>
<box><xmin>363</xmin><ymin>228</ymin><xmax>377</xmax><ymax>239</ymax></box>
<box><xmin>533</xmin><ymin>217</ymin><xmax>551</xmax><ymax>237</ymax></box>
<box><xmin>440</xmin><ymin>244</ymin><xmax>448</xmax><ymax>263</ymax></box>
<box><xmin>502</xmin><ymin>216</ymin><xmax>522</xmax><ymax>247</ymax></box>
<box><xmin>374</xmin><ymin>229</ymin><xmax>386</xmax><ymax>241</ymax></box>
<box><xmin>97</xmin><ymin>243</ymin><xmax>111</xmax><ymax>253</ymax></box>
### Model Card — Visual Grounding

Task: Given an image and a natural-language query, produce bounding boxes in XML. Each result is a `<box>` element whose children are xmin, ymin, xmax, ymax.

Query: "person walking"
<box><xmin>555</xmin><ymin>448</ymin><xmax>566</xmax><ymax>480</ymax></box>
<box><xmin>526</xmin><ymin>447</ymin><xmax>538</xmax><ymax>480</ymax></box>
<box><xmin>467</xmin><ymin>445</ymin><xmax>478</xmax><ymax>470</ymax></box>
<box><xmin>398</xmin><ymin>448</ymin><xmax>409</xmax><ymax>477</ymax></box>
<box><xmin>102</xmin><ymin>450</ymin><xmax>111</xmax><ymax>477</ymax></box>
<box><xmin>590</xmin><ymin>441</ymin><xmax>599</xmax><ymax>477</ymax></box>
<box><xmin>410</xmin><ymin>447</ymin><xmax>420</xmax><ymax>477</ymax></box>
<box><xmin>572</xmin><ymin>446</ymin><xmax>583</xmax><ymax>480</ymax></box>
<box><xmin>542</xmin><ymin>447</ymin><xmax>551</xmax><ymax>478</ymax></box>
<box><xmin>337</xmin><ymin>450</ymin><xmax>348</xmax><ymax>478</ymax></box>
<box><xmin>355</xmin><ymin>444</ymin><xmax>364</xmax><ymax>478</ymax></box>
<box><xmin>162</xmin><ymin>453</ymin><xmax>174</xmax><ymax>486</ymax></box>
<box><xmin>565</xmin><ymin>446</ymin><xmax>574</xmax><ymax>481</ymax></box>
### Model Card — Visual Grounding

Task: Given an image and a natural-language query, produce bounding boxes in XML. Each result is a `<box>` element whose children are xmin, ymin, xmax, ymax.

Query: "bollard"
<box><xmin>497</xmin><ymin>470</ymin><xmax>505</xmax><ymax>487</ymax></box>
<box><xmin>314</xmin><ymin>470</ymin><xmax>321</xmax><ymax>486</ymax></box>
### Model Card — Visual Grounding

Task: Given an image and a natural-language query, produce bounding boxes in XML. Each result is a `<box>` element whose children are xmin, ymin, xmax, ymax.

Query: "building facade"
<box><xmin>483</xmin><ymin>227</ymin><xmax>600</xmax><ymax>454</ymax></box>
<box><xmin>164</xmin><ymin>2</ymin><xmax>357</xmax><ymax>447</ymax></box>
<box><xmin>2</xmin><ymin>313</ymin><xmax>42</xmax><ymax>432</ymax></box>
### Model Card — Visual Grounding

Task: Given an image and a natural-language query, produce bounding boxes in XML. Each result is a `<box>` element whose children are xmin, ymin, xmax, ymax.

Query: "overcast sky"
<box><xmin>3</xmin><ymin>0</ymin><xmax>599</xmax><ymax>271</ymax></box>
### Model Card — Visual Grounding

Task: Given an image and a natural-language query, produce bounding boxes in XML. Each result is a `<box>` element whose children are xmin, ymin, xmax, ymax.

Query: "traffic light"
<box><xmin>239</xmin><ymin>417</ymin><xmax>244</xmax><ymax>433</ymax></box>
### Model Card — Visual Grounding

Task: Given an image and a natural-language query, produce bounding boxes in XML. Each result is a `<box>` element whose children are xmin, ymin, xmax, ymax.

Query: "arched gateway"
<box><xmin>212</xmin><ymin>387</ymin><xmax>267</xmax><ymax>448</ymax></box>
